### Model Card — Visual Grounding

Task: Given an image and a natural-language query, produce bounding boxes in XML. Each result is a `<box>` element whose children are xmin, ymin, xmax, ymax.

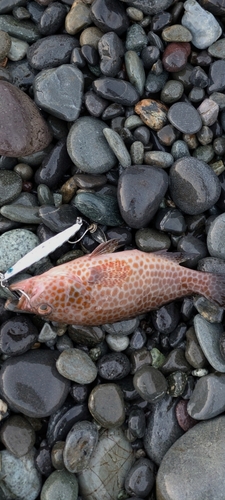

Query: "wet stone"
<box><xmin>167</xmin><ymin>371</ymin><xmax>188</xmax><ymax>397</ymax></box>
<box><xmin>162</xmin><ymin>42</ymin><xmax>191</xmax><ymax>72</ymax></box>
<box><xmin>0</xmin><ymin>316</ymin><xmax>38</xmax><ymax>356</ymax></box>
<box><xmin>78</xmin><ymin>428</ymin><xmax>134</xmax><ymax>500</ymax></box>
<box><xmin>65</xmin><ymin>0</ymin><xmax>91</xmax><ymax>35</ymax></box>
<box><xmin>161</xmin><ymin>348</ymin><xmax>192</xmax><ymax>375</ymax></box>
<box><xmin>169</xmin><ymin>157</ymin><xmax>221</xmax><ymax>215</ymax></box>
<box><xmin>194</xmin><ymin>314</ymin><xmax>225</xmax><ymax>373</ymax></box>
<box><xmin>168</xmin><ymin>102</ymin><xmax>202</xmax><ymax>134</ymax></box>
<box><xmin>93</xmin><ymin>77</ymin><xmax>140</xmax><ymax>105</ymax></box>
<box><xmin>207</xmin><ymin>213</ymin><xmax>225</xmax><ymax>260</ymax></box>
<box><xmin>91</xmin><ymin>0</ymin><xmax>129</xmax><ymax>35</ymax></box>
<box><xmin>73</xmin><ymin>191</ymin><xmax>123</xmax><ymax>226</ymax></box>
<box><xmin>162</xmin><ymin>24</ymin><xmax>192</xmax><ymax>42</ymax></box>
<box><xmin>135</xmin><ymin>227</ymin><xmax>171</xmax><ymax>252</ymax></box>
<box><xmin>0</xmin><ymin>171</ymin><xmax>22</xmax><ymax>206</ymax></box>
<box><xmin>141</xmin><ymin>45</ymin><xmax>160</xmax><ymax>69</ymax></box>
<box><xmin>33</xmin><ymin>64</ymin><xmax>83</xmax><ymax>121</ymax></box>
<box><xmin>130</xmin><ymin>140</ymin><xmax>144</xmax><ymax>164</ymax></box>
<box><xmin>56</xmin><ymin>348</ymin><xmax>97</xmax><ymax>384</ymax></box>
<box><xmin>27</xmin><ymin>35</ymin><xmax>79</xmax><ymax>70</ymax></box>
<box><xmin>181</xmin><ymin>0</ymin><xmax>222</xmax><ymax>50</ymax></box>
<box><xmin>68</xmin><ymin>324</ymin><xmax>104</xmax><ymax>346</ymax></box>
<box><xmin>1</xmin><ymin>204</ymin><xmax>41</xmax><ymax>224</ymax></box>
<box><xmin>88</xmin><ymin>383</ymin><xmax>125</xmax><ymax>427</ymax></box>
<box><xmin>117</xmin><ymin>165</ymin><xmax>168</xmax><ymax>228</ymax></box>
<box><xmin>63</xmin><ymin>421</ymin><xmax>98</xmax><ymax>473</ymax></box>
<box><xmin>125</xmin><ymin>23</ymin><xmax>148</xmax><ymax>52</ymax></box>
<box><xmin>0</xmin><ymin>350</ymin><xmax>70</xmax><ymax>418</ymax></box>
<box><xmin>133</xmin><ymin>365</ymin><xmax>167</xmax><ymax>403</ymax></box>
<box><xmin>0</xmin><ymin>15</ymin><xmax>40</xmax><ymax>43</ymax></box>
<box><xmin>98</xmin><ymin>31</ymin><xmax>124</xmax><ymax>77</ymax></box>
<box><xmin>0</xmin><ymin>415</ymin><xmax>36</xmax><ymax>457</ymax></box>
<box><xmin>128</xmin><ymin>407</ymin><xmax>146</xmax><ymax>438</ymax></box>
<box><xmin>0</xmin><ymin>81</ymin><xmax>52</xmax><ymax>157</ymax></box>
<box><xmin>125</xmin><ymin>457</ymin><xmax>155</xmax><ymax>497</ymax></box>
<box><xmin>145</xmin><ymin>70</ymin><xmax>168</xmax><ymax>94</ymax></box>
<box><xmin>38</xmin><ymin>2</ymin><xmax>67</xmax><ymax>35</ymax></box>
<box><xmin>189</xmin><ymin>86</ymin><xmax>205</xmax><ymax>103</ymax></box>
<box><xmin>175</xmin><ymin>399</ymin><xmax>197</xmax><ymax>431</ymax></box>
<box><xmin>151</xmin><ymin>302</ymin><xmax>180</xmax><ymax>334</ymax></box>
<box><xmin>103</xmin><ymin>318</ymin><xmax>139</xmax><ymax>336</ymax></box>
<box><xmin>97</xmin><ymin>352</ymin><xmax>131</xmax><ymax>380</ymax></box>
<box><xmin>40</xmin><ymin>469</ymin><xmax>78</xmax><ymax>500</ymax></box>
<box><xmin>144</xmin><ymin>394</ymin><xmax>184</xmax><ymax>466</ymax></box>
<box><xmin>39</xmin><ymin>204</ymin><xmax>78</xmax><ymax>233</ymax></box>
<box><xmin>103</xmin><ymin>128</ymin><xmax>131</xmax><ymax>167</ymax></box>
<box><xmin>106</xmin><ymin>334</ymin><xmax>129</xmax><ymax>352</ymax></box>
<box><xmin>120</xmin><ymin>0</ymin><xmax>173</xmax><ymax>15</ymax></box>
<box><xmin>188</xmin><ymin>373</ymin><xmax>225</xmax><ymax>420</ymax></box>
<box><xmin>185</xmin><ymin>327</ymin><xmax>207</xmax><ymax>369</ymax></box>
<box><xmin>67</xmin><ymin>117</ymin><xmax>116</xmax><ymax>174</ymax></box>
<box><xmin>135</xmin><ymin>99</ymin><xmax>168</xmax><ymax>130</ymax></box>
<box><xmin>0</xmin><ymin>449</ymin><xmax>41</xmax><ymax>500</ymax></box>
<box><xmin>0</xmin><ymin>30</ymin><xmax>11</xmax><ymax>59</ymax></box>
<box><xmin>155</xmin><ymin>208</ymin><xmax>186</xmax><ymax>235</ymax></box>
<box><xmin>35</xmin><ymin>139</ymin><xmax>72</xmax><ymax>189</ymax></box>
<box><xmin>144</xmin><ymin>151</ymin><xmax>173</xmax><ymax>168</ymax></box>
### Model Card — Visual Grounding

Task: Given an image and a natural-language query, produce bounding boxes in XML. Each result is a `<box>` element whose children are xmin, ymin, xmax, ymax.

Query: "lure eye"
<box><xmin>37</xmin><ymin>303</ymin><xmax>53</xmax><ymax>315</ymax></box>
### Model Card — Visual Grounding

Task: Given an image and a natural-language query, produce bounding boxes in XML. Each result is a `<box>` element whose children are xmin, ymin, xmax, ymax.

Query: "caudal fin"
<box><xmin>204</xmin><ymin>273</ymin><xmax>225</xmax><ymax>308</ymax></box>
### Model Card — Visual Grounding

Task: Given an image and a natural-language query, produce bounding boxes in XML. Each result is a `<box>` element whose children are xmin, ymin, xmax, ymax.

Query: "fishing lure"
<box><xmin>1</xmin><ymin>220</ymin><xmax>225</xmax><ymax>325</ymax></box>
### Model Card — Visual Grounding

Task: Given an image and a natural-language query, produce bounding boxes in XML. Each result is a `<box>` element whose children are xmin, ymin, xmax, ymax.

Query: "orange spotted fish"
<box><xmin>6</xmin><ymin>240</ymin><xmax>225</xmax><ymax>325</ymax></box>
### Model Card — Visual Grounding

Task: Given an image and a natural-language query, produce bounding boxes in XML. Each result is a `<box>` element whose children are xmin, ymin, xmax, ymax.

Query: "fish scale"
<box><xmin>6</xmin><ymin>241</ymin><xmax>225</xmax><ymax>325</ymax></box>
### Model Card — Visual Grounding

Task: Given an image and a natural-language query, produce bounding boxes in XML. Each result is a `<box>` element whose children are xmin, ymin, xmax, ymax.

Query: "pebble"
<box><xmin>8</xmin><ymin>36</ymin><xmax>29</xmax><ymax>61</ymax></box>
<box><xmin>33</xmin><ymin>64</ymin><xmax>83</xmax><ymax>121</ymax></box>
<box><xmin>185</xmin><ymin>327</ymin><xmax>207</xmax><ymax>369</ymax></box>
<box><xmin>39</xmin><ymin>204</ymin><xmax>78</xmax><ymax>233</ymax></box>
<box><xmin>73</xmin><ymin>191</ymin><xmax>123</xmax><ymax>226</ymax></box>
<box><xmin>167</xmin><ymin>371</ymin><xmax>188</xmax><ymax>397</ymax></box>
<box><xmin>0</xmin><ymin>15</ymin><xmax>40</xmax><ymax>43</ymax></box>
<box><xmin>160</xmin><ymin>79</ymin><xmax>184</xmax><ymax>103</ymax></box>
<box><xmin>0</xmin><ymin>350</ymin><xmax>70</xmax><ymax>418</ymax></box>
<box><xmin>63</xmin><ymin>421</ymin><xmax>98</xmax><ymax>473</ymax></box>
<box><xmin>208</xmin><ymin>38</ymin><xmax>225</xmax><ymax>59</ymax></box>
<box><xmin>0</xmin><ymin>316</ymin><xmax>38</xmax><ymax>356</ymax></box>
<box><xmin>175</xmin><ymin>399</ymin><xmax>197</xmax><ymax>431</ymax></box>
<box><xmin>207</xmin><ymin>213</ymin><xmax>225</xmax><ymax>260</ymax></box>
<box><xmin>144</xmin><ymin>394</ymin><xmax>183</xmax><ymax>466</ymax></box>
<box><xmin>97</xmin><ymin>352</ymin><xmax>131</xmax><ymax>380</ymax></box>
<box><xmin>188</xmin><ymin>373</ymin><xmax>225</xmax><ymax>420</ymax></box>
<box><xmin>46</xmin><ymin>402</ymin><xmax>90</xmax><ymax>447</ymax></box>
<box><xmin>93</xmin><ymin>77</ymin><xmax>140</xmax><ymax>105</ymax></box>
<box><xmin>103</xmin><ymin>128</ymin><xmax>131</xmax><ymax>167</ymax></box>
<box><xmin>0</xmin><ymin>170</ymin><xmax>22</xmax><ymax>206</ymax></box>
<box><xmin>67</xmin><ymin>117</ymin><xmax>116</xmax><ymax>174</ymax></box>
<box><xmin>144</xmin><ymin>151</ymin><xmax>173</xmax><ymax>168</ymax></box>
<box><xmin>117</xmin><ymin>165</ymin><xmax>168</xmax><ymax>228</ymax></box>
<box><xmin>88</xmin><ymin>383</ymin><xmax>125</xmax><ymax>427</ymax></box>
<box><xmin>106</xmin><ymin>334</ymin><xmax>129</xmax><ymax>351</ymax></box>
<box><xmin>0</xmin><ymin>448</ymin><xmax>41</xmax><ymax>500</ymax></box>
<box><xmin>0</xmin><ymin>81</ymin><xmax>52</xmax><ymax>157</ymax></box>
<box><xmin>35</xmin><ymin>139</ymin><xmax>72</xmax><ymax>188</ymax></box>
<box><xmin>169</xmin><ymin>157</ymin><xmax>221</xmax><ymax>215</ymax></box>
<box><xmin>68</xmin><ymin>324</ymin><xmax>104</xmax><ymax>346</ymax></box>
<box><xmin>40</xmin><ymin>469</ymin><xmax>78</xmax><ymax>500</ymax></box>
<box><xmin>125</xmin><ymin>50</ymin><xmax>145</xmax><ymax>95</ymax></box>
<box><xmin>0</xmin><ymin>414</ymin><xmax>36</xmax><ymax>457</ymax></box>
<box><xmin>181</xmin><ymin>0</ymin><xmax>222</xmax><ymax>49</ymax></box>
<box><xmin>162</xmin><ymin>42</ymin><xmax>191</xmax><ymax>72</ymax></box>
<box><xmin>133</xmin><ymin>365</ymin><xmax>167</xmax><ymax>403</ymax></box>
<box><xmin>125</xmin><ymin>457</ymin><xmax>155</xmax><ymax>497</ymax></box>
<box><xmin>162</xmin><ymin>24</ymin><xmax>192</xmax><ymax>42</ymax></box>
<box><xmin>208</xmin><ymin>60</ymin><xmax>225</xmax><ymax>93</ymax></box>
<box><xmin>27</xmin><ymin>35</ymin><xmax>78</xmax><ymax>70</ymax></box>
<box><xmin>121</xmin><ymin>0</ymin><xmax>173</xmax><ymax>15</ymax></box>
<box><xmin>194</xmin><ymin>314</ymin><xmax>225</xmax><ymax>372</ymax></box>
<box><xmin>135</xmin><ymin>227</ymin><xmax>171</xmax><ymax>252</ymax></box>
<box><xmin>91</xmin><ymin>0</ymin><xmax>129</xmax><ymax>35</ymax></box>
<box><xmin>103</xmin><ymin>318</ymin><xmax>139</xmax><ymax>336</ymax></box>
<box><xmin>156</xmin><ymin>416</ymin><xmax>225</xmax><ymax>500</ymax></box>
<box><xmin>0</xmin><ymin>228</ymin><xmax>39</xmax><ymax>273</ymax></box>
<box><xmin>56</xmin><ymin>348</ymin><xmax>97</xmax><ymax>384</ymax></box>
<box><xmin>145</xmin><ymin>70</ymin><xmax>168</xmax><ymax>94</ymax></box>
<box><xmin>135</xmin><ymin>98</ymin><xmax>168</xmax><ymax>130</ymax></box>
<box><xmin>98</xmin><ymin>31</ymin><xmax>124</xmax><ymax>77</ymax></box>
<box><xmin>168</xmin><ymin>102</ymin><xmax>202</xmax><ymax>133</ymax></box>
<box><xmin>78</xmin><ymin>428</ymin><xmax>134</xmax><ymax>500</ymax></box>
<box><xmin>161</xmin><ymin>348</ymin><xmax>192</xmax><ymax>375</ymax></box>
<box><xmin>125</xmin><ymin>23</ymin><xmax>148</xmax><ymax>51</ymax></box>
<box><xmin>1</xmin><ymin>204</ymin><xmax>41</xmax><ymax>224</ymax></box>
<box><xmin>65</xmin><ymin>0</ymin><xmax>91</xmax><ymax>35</ymax></box>
<box><xmin>197</xmin><ymin>98</ymin><xmax>219</xmax><ymax>126</ymax></box>
<box><xmin>0</xmin><ymin>29</ymin><xmax>11</xmax><ymax>59</ymax></box>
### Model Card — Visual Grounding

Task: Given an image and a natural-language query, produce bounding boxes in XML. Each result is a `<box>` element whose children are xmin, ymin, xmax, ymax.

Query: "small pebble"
<box><xmin>133</xmin><ymin>365</ymin><xmax>167</xmax><ymax>403</ymax></box>
<box><xmin>88</xmin><ymin>383</ymin><xmax>125</xmax><ymax>428</ymax></box>
<box><xmin>63</xmin><ymin>421</ymin><xmax>98</xmax><ymax>473</ymax></box>
<box><xmin>56</xmin><ymin>348</ymin><xmax>97</xmax><ymax>384</ymax></box>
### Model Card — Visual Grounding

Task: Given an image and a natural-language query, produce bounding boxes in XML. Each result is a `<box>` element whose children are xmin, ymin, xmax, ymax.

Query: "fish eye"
<box><xmin>37</xmin><ymin>303</ymin><xmax>53</xmax><ymax>315</ymax></box>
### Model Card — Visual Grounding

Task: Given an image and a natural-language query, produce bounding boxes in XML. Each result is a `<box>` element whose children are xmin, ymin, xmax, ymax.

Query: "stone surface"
<box><xmin>78</xmin><ymin>428</ymin><xmax>134</xmax><ymax>500</ymax></box>
<box><xmin>194</xmin><ymin>314</ymin><xmax>225</xmax><ymax>372</ymax></box>
<box><xmin>156</xmin><ymin>416</ymin><xmax>225</xmax><ymax>500</ymax></box>
<box><xmin>88</xmin><ymin>383</ymin><xmax>125</xmax><ymax>428</ymax></box>
<box><xmin>40</xmin><ymin>470</ymin><xmax>78</xmax><ymax>500</ymax></box>
<box><xmin>0</xmin><ymin>448</ymin><xmax>41</xmax><ymax>500</ymax></box>
<box><xmin>162</xmin><ymin>42</ymin><xmax>191</xmax><ymax>72</ymax></box>
<box><xmin>27</xmin><ymin>34</ymin><xmax>78</xmax><ymax>70</ymax></box>
<box><xmin>187</xmin><ymin>373</ymin><xmax>225</xmax><ymax>420</ymax></box>
<box><xmin>33</xmin><ymin>64</ymin><xmax>83</xmax><ymax>121</ymax></box>
<box><xmin>93</xmin><ymin>77</ymin><xmax>140</xmax><ymax>105</ymax></box>
<box><xmin>207</xmin><ymin>213</ymin><xmax>225</xmax><ymax>260</ymax></box>
<box><xmin>181</xmin><ymin>0</ymin><xmax>222</xmax><ymax>49</ymax></box>
<box><xmin>168</xmin><ymin>102</ymin><xmax>202</xmax><ymax>133</ymax></box>
<box><xmin>67</xmin><ymin>117</ymin><xmax>116</xmax><ymax>174</ymax></box>
<box><xmin>63</xmin><ymin>421</ymin><xmax>98</xmax><ymax>473</ymax></box>
<box><xmin>135</xmin><ymin>99</ymin><xmax>168</xmax><ymax>130</ymax></box>
<box><xmin>0</xmin><ymin>228</ymin><xmax>39</xmax><ymax>273</ymax></box>
<box><xmin>0</xmin><ymin>81</ymin><xmax>52</xmax><ymax>157</ymax></box>
<box><xmin>56</xmin><ymin>348</ymin><xmax>97</xmax><ymax>384</ymax></box>
<box><xmin>0</xmin><ymin>415</ymin><xmax>36</xmax><ymax>457</ymax></box>
<box><xmin>0</xmin><ymin>350</ymin><xmax>70</xmax><ymax>418</ymax></box>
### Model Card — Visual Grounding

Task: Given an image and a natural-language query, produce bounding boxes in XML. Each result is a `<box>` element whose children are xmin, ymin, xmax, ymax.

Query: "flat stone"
<box><xmin>197</xmin><ymin>98</ymin><xmax>219</xmax><ymax>126</ymax></box>
<box><xmin>0</xmin><ymin>81</ymin><xmax>52</xmax><ymax>157</ymax></box>
<box><xmin>0</xmin><ymin>350</ymin><xmax>70</xmax><ymax>418</ymax></box>
<box><xmin>67</xmin><ymin>117</ymin><xmax>116</xmax><ymax>174</ymax></box>
<box><xmin>156</xmin><ymin>416</ymin><xmax>225</xmax><ymax>500</ymax></box>
<box><xmin>181</xmin><ymin>0</ymin><xmax>222</xmax><ymax>49</ymax></box>
<box><xmin>168</xmin><ymin>102</ymin><xmax>202</xmax><ymax>133</ymax></box>
<box><xmin>207</xmin><ymin>213</ymin><xmax>225</xmax><ymax>260</ymax></box>
<box><xmin>194</xmin><ymin>314</ymin><xmax>225</xmax><ymax>372</ymax></box>
<box><xmin>93</xmin><ymin>77</ymin><xmax>140</xmax><ymax>105</ymax></box>
<box><xmin>0</xmin><ymin>415</ymin><xmax>36</xmax><ymax>457</ymax></box>
<box><xmin>117</xmin><ymin>165</ymin><xmax>168</xmax><ymax>228</ymax></box>
<box><xmin>78</xmin><ymin>428</ymin><xmax>134</xmax><ymax>500</ymax></box>
<box><xmin>27</xmin><ymin>34</ymin><xmax>78</xmax><ymax>70</ymax></box>
<box><xmin>0</xmin><ymin>449</ymin><xmax>41</xmax><ymax>500</ymax></box>
<box><xmin>135</xmin><ymin>99</ymin><xmax>168</xmax><ymax>130</ymax></box>
<box><xmin>56</xmin><ymin>348</ymin><xmax>97</xmax><ymax>384</ymax></box>
<box><xmin>169</xmin><ymin>157</ymin><xmax>221</xmax><ymax>214</ymax></box>
<box><xmin>125</xmin><ymin>50</ymin><xmax>145</xmax><ymax>95</ymax></box>
<box><xmin>73</xmin><ymin>191</ymin><xmax>123</xmax><ymax>226</ymax></box>
<box><xmin>33</xmin><ymin>64</ymin><xmax>83</xmax><ymax>121</ymax></box>
<box><xmin>188</xmin><ymin>373</ymin><xmax>225</xmax><ymax>420</ymax></box>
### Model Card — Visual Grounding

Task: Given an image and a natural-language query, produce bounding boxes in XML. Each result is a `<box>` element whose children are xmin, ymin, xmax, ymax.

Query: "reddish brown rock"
<box><xmin>162</xmin><ymin>42</ymin><xmax>191</xmax><ymax>72</ymax></box>
<box><xmin>0</xmin><ymin>81</ymin><xmax>52</xmax><ymax>157</ymax></box>
<box><xmin>135</xmin><ymin>99</ymin><xmax>168</xmax><ymax>131</ymax></box>
<box><xmin>175</xmin><ymin>399</ymin><xmax>198</xmax><ymax>431</ymax></box>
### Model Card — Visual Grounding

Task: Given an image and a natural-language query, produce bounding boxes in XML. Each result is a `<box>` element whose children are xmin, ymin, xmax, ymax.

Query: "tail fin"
<box><xmin>203</xmin><ymin>273</ymin><xmax>225</xmax><ymax>308</ymax></box>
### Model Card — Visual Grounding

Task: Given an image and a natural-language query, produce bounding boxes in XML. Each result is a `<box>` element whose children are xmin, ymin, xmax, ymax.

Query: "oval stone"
<box><xmin>63</xmin><ymin>421</ymin><xmax>98</xmax><ymax>473</ymax></box>
<box><xmin>67</xmin><ymin>117</ymin><xmax>117</xmax><ymax>174</ymax></box>
<box><xmin>0</xmin><ymin>81</ymin><xmax>52</xmax><ymax>157</ymax></box>
<box><xmin>169</xmin><ymin>157</ymin><xmax>221</xmax><ymax>215</ymax></box>
<box><xmin>92</xmin><ymin>77</ymin><xmax>140</xmax><ymax>105</ymax></box>
<box><xmin>56</xmin><ymin>348</ymin><xmax>97</xmax><ymax>384</ymax></box>
<box><xmin>0</xmin><ymin>350</ymin><xmax>70</xmax><ymax>418</ymax></box>
<box><xmin>168</xmin><ymin>102</ymin><xmax>202</xmax><ymax>133</ymax></box>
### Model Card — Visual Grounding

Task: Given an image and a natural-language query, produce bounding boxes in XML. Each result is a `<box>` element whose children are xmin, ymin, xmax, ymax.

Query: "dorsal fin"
<box><xmin>89</xmin><ymin>239</ymin><xmax>120</xmax><ymax>257</ymax></box>
<box><xmin>152</xmin><ymin>250</ymin><xmax>198</xmax><ymax>263</ymax></box>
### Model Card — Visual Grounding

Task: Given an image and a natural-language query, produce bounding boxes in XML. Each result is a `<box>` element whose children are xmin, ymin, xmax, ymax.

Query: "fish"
<box><xmin>6</xmin><ymin>240</ymin><xmax>225</xmax><ymax>326</ymax></box>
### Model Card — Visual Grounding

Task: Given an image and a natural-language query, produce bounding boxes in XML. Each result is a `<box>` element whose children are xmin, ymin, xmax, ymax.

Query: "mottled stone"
<box><xmin>135</xmin><ymin>99</ymin><xmax>168</xmax><ymax>130</ymax></box>
<box><xmin>0</xmin><ymin>15</ymin><xmax>40</xmax><ymax>43</ymax></box>
<box><xmin>34</xmin><ymin>64</ymin><xmax>83</xmax><ymax>121</ymax></box>
<box><xmin>98</xmin><ymin>31</ymin><xmax>124</xmax><ymax>77</ymax></box>
<box><xmin>125</xmin><ymin>50</ymin><xmax>145</xmax><ymax>95</ymax></box>
<box><xmin>63</xmin><ymin>421</ymin><xmax>98</xmax><ymax>473</ymax></box>
<box><xmin>0</xmin><ymin>81</ymin><xmax>52</xmax><ymax>157</ymax></box>
<box><xmin>103</xmin><ymin>128</ymin><xmax>131</xmax><ymax>167</ymax></box>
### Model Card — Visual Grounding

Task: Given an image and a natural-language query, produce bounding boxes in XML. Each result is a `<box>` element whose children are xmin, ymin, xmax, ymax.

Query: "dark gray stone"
<box><xmin>27</xmin><ymin>34</ymin><xmax>79</xmax><ymax>70</ymax></box>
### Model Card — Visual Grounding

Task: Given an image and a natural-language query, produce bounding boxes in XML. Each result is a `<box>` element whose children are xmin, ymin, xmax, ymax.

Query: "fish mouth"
<box><xmin>5</xmin><ymin>287</ymin><xmax>32</xmax><ymax>312</ymax></box>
